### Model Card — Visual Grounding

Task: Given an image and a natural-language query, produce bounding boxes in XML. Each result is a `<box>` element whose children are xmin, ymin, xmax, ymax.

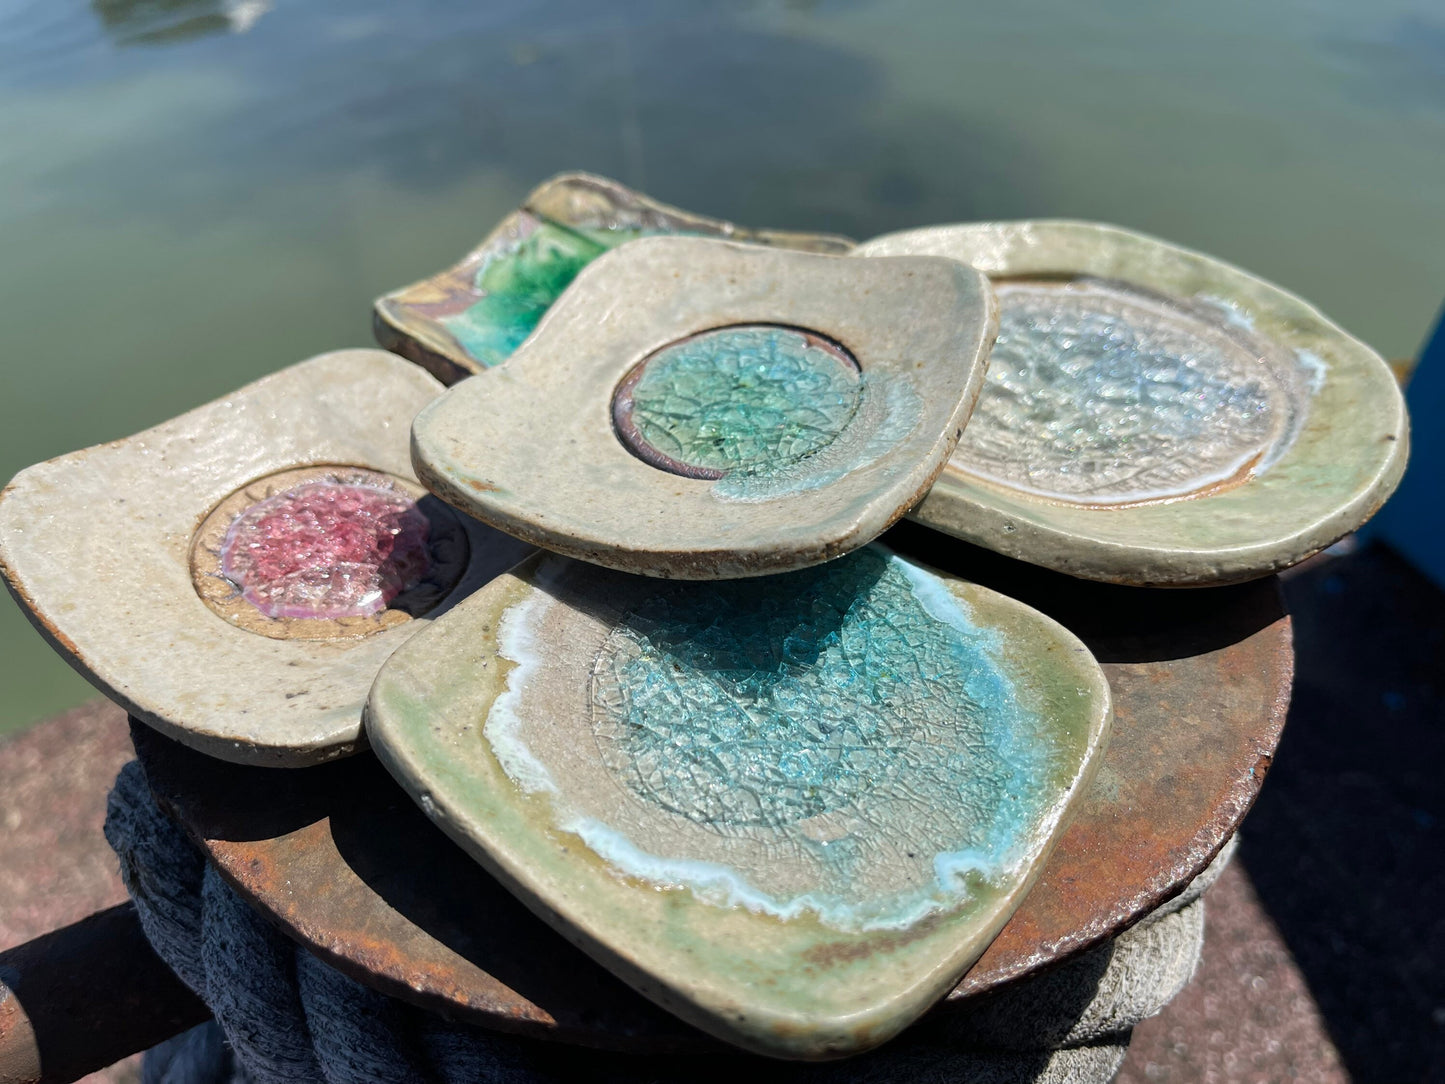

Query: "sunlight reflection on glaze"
<box><xmin>957</xmin><ymin>280</ymin><xmax>1297</xmax><ymax>503</ymax></box>
<box><xmin>440</xmin><ymin>219</ymin><xmax>610</xmax><ymax>368</ymax></box>
<box><xmin>220</xmin><ymin>481</ymin><xmax>430</xmax><ymax>619</ymax></box>
<box><xmin>485</xmin><ymin>548</ymin><xmax>1070</xmax><ymax>931</ymax></box>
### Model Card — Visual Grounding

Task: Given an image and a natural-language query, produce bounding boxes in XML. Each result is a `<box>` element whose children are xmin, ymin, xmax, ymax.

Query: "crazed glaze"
<box><xmin>609</xmin><ymin>324</ymin><xmax>921</xmax><ymax>503</ymax></box>
<box><xmin>220</xmin><ymin>480</ymin><xmax>430</xmax><ymax>619</ymax></box>
<box><xmin>957</xmin><ymin>279</ymin><xmax>1304</xmax><ymax>504</ymax></box>
<box><xmin>616</xmin><ymin>325</ymin><xmax>863</xmax><ymax>478</ymax></box>
<box><xmin>485</xmin><ymin>548</ymin><xmax>1078</xmax><ymax>931</ymax></box>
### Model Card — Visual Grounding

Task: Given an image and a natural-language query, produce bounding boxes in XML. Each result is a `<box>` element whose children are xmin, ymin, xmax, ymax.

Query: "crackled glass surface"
<box><xmin>221</xmin><ymin>481</ymin><xmax>430</xmax><ymax>619</ymax></box>
<box><xmin>481</xmin><ymin>547</ymin><xmax>1068</xmax><ymax>930</ymax></box>
<box><xmin>958</xmin><ymin>280</ymin><xmax>1286</xmax><ymax>503</ymax></box>
<box><xmin>441</xmin><ymin>219</ymin><xmax>610</xmax><ymax>368</ymax></box>
<box><xmin>618</xmin><ymin>325</ymin><xmax>863</xmax><ymax>477</ymax></box>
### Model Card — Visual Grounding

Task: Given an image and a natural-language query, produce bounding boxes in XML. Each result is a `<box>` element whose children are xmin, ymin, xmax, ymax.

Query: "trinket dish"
<box><xmin>374</xmin><ymin>171</ymin><xmax>854</xmax><ymax>384</ymax></box>
<box><xmin>366</xmin><ymin>545</ymin><xmax>1111</xmax><ymax>1059</ymax></box>
<box><xmin>410</xmin><ymin>236</ymin><xmax>997</xmax><ymax>579</ymax></box>
<box><xmin>855</xmin><ymin>221</ymin><xmax>1409</xmax><ymax>585</ymax></box>
<box><xmin>0</xmin><ymin>351</ymin><xmax>530</xmax><ymax>766</ymax></box>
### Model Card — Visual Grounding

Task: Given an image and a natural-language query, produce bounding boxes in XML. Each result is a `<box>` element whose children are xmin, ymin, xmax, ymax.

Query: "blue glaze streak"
<box><xmin>489</xmin><ymin>548</ymin><xmax>1063</xmax><ymax>931</ymax></box>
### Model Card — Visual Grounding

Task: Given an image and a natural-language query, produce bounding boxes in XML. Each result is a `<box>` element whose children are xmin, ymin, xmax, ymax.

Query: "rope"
<box><xmin>106</xmin><ymin>759</ymin><xmax>1230</xmax><ymax>1083</ymax></box>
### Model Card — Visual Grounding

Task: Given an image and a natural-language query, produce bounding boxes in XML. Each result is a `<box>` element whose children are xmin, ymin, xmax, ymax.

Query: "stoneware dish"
<box><xmin>0</xmin><ymin>350</ymin><xmax>530</xmax><ymax>766</ymax></box>
<box><xmin>411</xmin><ymin>235</ymin><xmax>998</xmax><ymax>579</ymax></box>
<box><xmin>366</xmin><ymin>544</ymin><xmax>1112</xmax><ymax>1060</ymax></box>
<box><xmin>855</xmin><ymin>221</ymin><xmax>1410</xmax><ymax>586</ymax></box>
<box><xmin>373</xmin><ymin>171</ymin><xmax>854</xmax><ymax>384</ymax></box>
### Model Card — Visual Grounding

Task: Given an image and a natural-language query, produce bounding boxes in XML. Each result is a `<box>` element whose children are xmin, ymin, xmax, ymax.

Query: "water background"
<box><xmin>1</xmin><ymin>0</ymin><xmax>1442</xmax><ymax>734</ymax></box>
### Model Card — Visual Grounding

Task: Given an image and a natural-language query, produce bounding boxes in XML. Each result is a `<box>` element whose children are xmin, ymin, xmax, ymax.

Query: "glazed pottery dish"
<box><xmin>374</xmin><ymin>171</ymin><xmax>854</xmax><ymax>384</ymax></box>
<box><xmin>411</xmin><ymin>235</ymin><xmax>998</xmax><ymax>579</ymax></box>
<box><xmin>0</xmin><ymin>351</ymin><xmax>530</xmax><ymax>766</ymax></box>
<box><xmin>855</xmin><ymin>221</ymin><xmax>1409</xmax><ymax>585</ymax></box>
<box><xmin>366</xmin><ymin>544</ymin><xmax>1112</xmax><ymax>1059</ymax></box>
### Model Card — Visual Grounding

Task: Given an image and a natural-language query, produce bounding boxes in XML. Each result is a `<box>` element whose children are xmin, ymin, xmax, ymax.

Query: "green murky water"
<box><xmin>1</xmin><ymin>0</ymin><xmax>1442</xmax><ymax>734</ymax></box>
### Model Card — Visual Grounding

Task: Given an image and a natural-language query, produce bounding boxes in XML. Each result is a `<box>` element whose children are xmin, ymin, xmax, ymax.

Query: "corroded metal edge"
<box><xmin>134</xmin><ymin>526</ymin><xmax>1293</xmax><ymax>1053</ymax></box>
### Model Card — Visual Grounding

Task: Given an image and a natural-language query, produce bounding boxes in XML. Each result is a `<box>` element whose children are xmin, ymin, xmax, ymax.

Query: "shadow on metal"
<box><xmin>134</xmin><ymin>525</ymin><xmax>1293</xmax><ymax>1053</ymax></box>
<box><xmin>0</xmin><ymin>904</ymin><xmax>209</xmax><ymax>1084</ymax></box>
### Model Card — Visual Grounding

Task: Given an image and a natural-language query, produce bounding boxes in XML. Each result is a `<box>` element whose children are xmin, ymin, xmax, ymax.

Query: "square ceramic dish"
<box><xmin>374</xmin><ymin>171</ymin><xmax>854</xmax><ymax>384</ymax></box>
<box><xmin>410</xmin><ymin>236</ymin><xmax>998</xmax><ymax>579</ymax></box>
<box><xmin>0</xmin><ymin>350</ymin><xmax>530</xmax><ymax>765</ymax></box>
<box><xmin>366</xmin><ymin>545</ymin><xmax>1111</xmax><ymax>1059</ymax></box>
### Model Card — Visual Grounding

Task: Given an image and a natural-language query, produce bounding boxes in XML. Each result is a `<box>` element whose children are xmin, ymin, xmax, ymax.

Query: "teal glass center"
<box><xmin>441</xmin><ymin>220</ymin><xmax>609</xmax><ymax>369</ymax></box>
<box><xmin>615</xmin><ymin>325</ymin><xmax>863</xmax><ymax>479</ymax></box>
<box><xmin>590</xmin><ymin>549</ymin><xmax>1046</xmax><ymax>846</ymax></box>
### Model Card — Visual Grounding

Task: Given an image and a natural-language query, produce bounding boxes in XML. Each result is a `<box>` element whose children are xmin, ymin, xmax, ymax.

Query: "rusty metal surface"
<box><xmin>0</xmin><ymin>903</ymin><xmax>210</xmax><ymax>1084</ymax></box>
<box><xmin>135</xmin><ymin>523</ymin><xmax>1292</xmax><ymax>1053</ymax></box>
<box><xmin>925</xmin><ymin>530</ymin><xmax>1294</xmax><ymax>998</ymax></box>
<box><xmin>133</xmin><ymin>723</ymin><xmax>702</xmax><ymax>1052</ymax></box>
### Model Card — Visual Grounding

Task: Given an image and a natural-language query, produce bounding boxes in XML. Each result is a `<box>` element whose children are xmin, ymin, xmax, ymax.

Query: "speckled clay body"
<box><xmin>366</xmin><ymin>545</ymin><xmax>1111</xmax><ymax>1059</ymax></box>
<box><xmin>0</xmin><ymin>351</ymin><xmax>531</xmax><ymax>766</ymax></box>
<box><xmin>855</xmin><ymin>221</ymin><xmax>1409</xmax><ymax>585</ymax></box>
<box><xmin>410</xmin><ymin>236</ymin><xmax>998</xmax><ymax>579</ymax></box>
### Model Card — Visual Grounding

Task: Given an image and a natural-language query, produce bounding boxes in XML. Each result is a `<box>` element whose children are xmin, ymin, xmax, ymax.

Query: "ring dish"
<box><xmin>410</xmin><ymin>236</ymin><xmax>998</xmax><ymax>579</ymax></box>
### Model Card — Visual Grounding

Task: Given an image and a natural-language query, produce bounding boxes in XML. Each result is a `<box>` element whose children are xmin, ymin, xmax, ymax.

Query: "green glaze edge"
<box><xmin>374</xmin><ymin>172</ymin><xmax>855</xmax><ymax>385</ymax></box>
<box><xmin>366</xmin><ymin>550</ymin><xmax>1111</xmax><ymax>1059</ymax></box>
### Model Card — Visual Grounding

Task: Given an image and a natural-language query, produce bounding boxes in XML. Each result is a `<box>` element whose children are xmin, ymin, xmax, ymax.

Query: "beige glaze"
<box><xmin>0</xmin><ymin>351</ymin><xmax>531</xmax><ymax>766</ymax></box>
<box><xmin>411</xmin><ymin>236</ymin><xmax>998</xmax><ymax>579</ymax></box>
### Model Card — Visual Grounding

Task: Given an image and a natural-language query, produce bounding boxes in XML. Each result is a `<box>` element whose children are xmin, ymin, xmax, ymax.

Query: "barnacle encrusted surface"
<box><xmin>958</xmin><ymin>280</ymin><xmax>1294</xmax><ymax>504</ymax></box>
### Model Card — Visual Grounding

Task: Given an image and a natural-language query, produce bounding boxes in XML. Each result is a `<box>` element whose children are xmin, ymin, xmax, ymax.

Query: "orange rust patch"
<box><xmin>800</xmin><ymin>911</ymin><xmax>946</xmax><ymax>969</ymax></box>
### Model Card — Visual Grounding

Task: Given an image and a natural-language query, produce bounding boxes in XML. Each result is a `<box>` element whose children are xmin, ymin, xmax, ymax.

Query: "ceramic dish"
<box><xmin>373</xmin><ymin>171</ymin><xmax>854</xmax><ymax>384</ymax></box>
<box><xmin>366</xmin><ymin>545</ymin><xmax>1111</xmax><ymax>1060</ymax></box>
<box><xmin>411</xmin><ymin>236</ymin><xmax>997</xmax><ymax>579</ymax></box>
<box><xmin>855</xmin><ymin>221</ymin><xmax>1409</xmax><ymax>585</ymax></box>
<box><xmin>0</xmin><ymin>350</ymin><xmax>530</xmax><ymax>766</ymax></box>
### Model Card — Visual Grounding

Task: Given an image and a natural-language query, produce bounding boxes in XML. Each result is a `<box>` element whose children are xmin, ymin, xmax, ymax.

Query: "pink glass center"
<box><xmin>220</xmin><ymin>482</ymin><xmax>431</xmax><ymax>620</ymax></box>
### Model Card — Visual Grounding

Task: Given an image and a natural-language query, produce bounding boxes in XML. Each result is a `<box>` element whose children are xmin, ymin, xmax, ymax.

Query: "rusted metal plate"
<box><xmin>133</xmin><ymin>723</ymin><xmax>702</xmax><ymax>1052</ymax></box>
<box><xmin>897</xmin><ymin>524</ymin><xmax>1295</xmax><ymax>1000</ymax></box>
<box><xmin>135</xmin><ymin>523</ymin><xmax>1292</xmax><ymax>1053</ymax></box>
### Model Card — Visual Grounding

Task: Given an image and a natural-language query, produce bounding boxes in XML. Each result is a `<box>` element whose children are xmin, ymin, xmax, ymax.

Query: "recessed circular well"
<box><xmin>588</xmin><ymin>550</ymin><xmax>1035</xmax><ymax>842</ymax></box>
<box><xmin>612</xmin><ymin>324</ymin><xmax>863</xmax><ymax>480</ymax></box>
<box><xmin>956</xmin><ymin>278</ymin><xmax>1299</xmax><ymax>505</ymax></box>
<box><xmin>191</xmin><ymin>466</ymin><xmax>469</xmax><ymax>641</ymax></box>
